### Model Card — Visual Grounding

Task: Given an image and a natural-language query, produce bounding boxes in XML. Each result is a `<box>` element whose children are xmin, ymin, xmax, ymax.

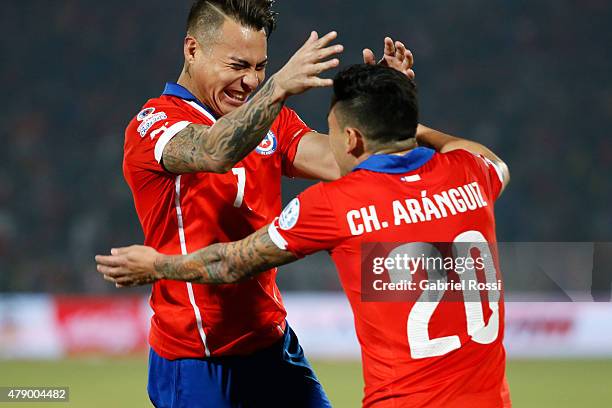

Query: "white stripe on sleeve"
<box><xmin>482</xmin><ymin>157</ymin><xmax>505</xmax><ymax>184</ymax></box>
<box><xmin>154</xmin><ymin>121</ymin><xmax>191</xmax><ymax>163</ymax></box>
<box><xmin>268</xmin><ymin>222</ymin><xmax>288</xmax><ymax>250</ymax></box>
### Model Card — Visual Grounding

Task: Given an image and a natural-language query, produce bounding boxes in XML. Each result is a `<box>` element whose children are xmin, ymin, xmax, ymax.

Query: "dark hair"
<box><xmin>331</xmin><ymin>64</ymin><xmax>419</xmax><ymax>143</ymax></box>
<box><xmin>187</xmin><ymin>0</ymin><xmax>277</xmax><ymax>40</ymax></box>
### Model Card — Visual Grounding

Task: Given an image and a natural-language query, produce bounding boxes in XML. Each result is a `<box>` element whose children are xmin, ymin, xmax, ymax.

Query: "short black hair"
<box><xmin>187</xmin><ymin>0</ymin><xmax>277</xmax><ymax>40</ymax></box>
<box><xmin>331</xmin><ymin>64</ymin><xmax>419</xmax><ymax>144</ymax></box>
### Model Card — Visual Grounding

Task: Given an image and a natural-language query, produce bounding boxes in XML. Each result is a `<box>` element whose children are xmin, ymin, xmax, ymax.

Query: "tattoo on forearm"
<box><xmin>154</xmin><ymin>227</ymin><xmax>297</xmax><ymax>284</ymax></box>
<box><xmin>162</xmin><ymin>78</ymin><xmax>284</xmax><ymax>174</ymax></box>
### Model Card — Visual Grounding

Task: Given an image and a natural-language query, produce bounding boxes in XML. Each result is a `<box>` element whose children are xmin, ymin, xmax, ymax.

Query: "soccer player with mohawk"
<box><xmin>114</xmin><ymin>0</ymin><xmax>421</xmax><ymax>406</ymax></box>
<box><xmin>100</xmin><ymin>63</ymin><xmax>511</xmax><ymax>407</ymax></box>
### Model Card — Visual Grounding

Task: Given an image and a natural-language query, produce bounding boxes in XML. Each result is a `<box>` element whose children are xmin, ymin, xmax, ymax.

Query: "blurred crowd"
<box><xmin>1</xmin><ymin>0</ymin><xmax>610</xmax><ymax>292</ymax></box>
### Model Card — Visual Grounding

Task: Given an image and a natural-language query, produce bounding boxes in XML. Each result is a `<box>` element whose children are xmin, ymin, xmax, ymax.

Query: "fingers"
<box><xmin>302</xmin><ymin>31</ymin><xmax>319</xmax><ymax>47</ymax></box>
<box><xmin>300</xmin><ymin>31</ymin><xmax>342</xmax><ymax>85</ymax></box>
<box><xmin>314</xmin><ymin>31</ymin><xmax>338</xmax><ymax>49</ymax></box>
<box><xmin>276</xmin><ymin>30</ymin><xmax>342</xmax><ymax>96</ymax></box>
<box><xmin>301</xmin><ymin>30</ymin><xmax>337</xmax><ymax>50</ymax></box>
<box><xmin>100</xmin><ymin>270</ymin><xmax>134</xmax><ymax>287</ymax></box>
<box><xmin>95</xmin><ymin>253</ymin><xmax>128</xmax><ymax>278</ymax></box>
<box><xmin>394</xmin><ymin>41</ymin><xmax>406</xmax><ymax>63</ymax></box>
<box><xmin>317</xmin><ymin>43</ymin><xmax>344</xmax><ymax>61</ymax></box>
<box><xmin>384</xmin><ymin>37</ymin><xmax>395</xmax><ymax>57</ymax></box>
<box><xmin>310</xmin><ymin>58</ymin><xmax>340</xmax><ymax>75</ymax></box>
<box><xmin>95</xmin><ymin>254</ymin><xmax>125</xmax><ymax>268</ymax></box>
<box><xmin>377</xmin><ymin>37</ymin><xmax>416</xmax><ymax>79</ymax></box>
<box><xmin>103</xmin><ymin>274</ymin><xmax>116</xmax><ymax>283</ymax></box>
<box><xmin>394</xmin><ymin>42</ymin><xmax>414</xmax><ymax>71</ymax></box>
<box><xmin>96</xmin><ymin>263</ymin><xmax>124</xmax><ymax>277</ymax></box>
<box><xmin>362</xmin><ymin>48</ymin><xmax>376</xmax><ymax>65</ymax></box>
<box><xmin>306</xmin><ymin>77</ymin><xmax>334</xmax><ymax>88</ymax></box>
<box><xmin>110</xmin><ymin>245</ymin><xmax>138</xmax><ymax>256</ymax></box>
<box><xmin>98</xmin><ymin>266</ymin><xmax>138</xmax><ymax>287</ymax></box>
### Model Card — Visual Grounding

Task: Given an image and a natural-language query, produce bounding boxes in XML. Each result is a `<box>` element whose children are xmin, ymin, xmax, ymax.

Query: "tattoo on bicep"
<box><xmin>161</xmin><ymin>125</ymin><xmax>217</xmax><ymax>174</ymax></box>
<box><xmin>161</xmin><ymin>78</ymin><xmax>283</xmax><ymax>174</ymax></box>
<box><xmin>154</xmin><ymin>227</ymin><xmax>297</xmax><ymax>284</ymax></box>
<box><xmin>202</xmin><ymin>78</ymin><xmax>283</xmax><ymax>165</ymax></box>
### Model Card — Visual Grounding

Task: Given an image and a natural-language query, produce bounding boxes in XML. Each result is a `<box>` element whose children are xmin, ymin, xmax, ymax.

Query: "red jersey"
<box><xmin>269</xmin><ymin>148</ymin><xmax>511</xmax><ymax>408</ymax></box>
<box><xmin>124</xmin><ymin>83</ymin><xmax>311</xmax><ymax>359</ymax></box>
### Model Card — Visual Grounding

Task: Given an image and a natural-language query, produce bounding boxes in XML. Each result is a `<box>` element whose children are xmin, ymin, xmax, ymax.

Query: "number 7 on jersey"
<box><xmin>232</xmin><ymin>167</ymin><xmax>246</xmax><ymax>208</ymax></box>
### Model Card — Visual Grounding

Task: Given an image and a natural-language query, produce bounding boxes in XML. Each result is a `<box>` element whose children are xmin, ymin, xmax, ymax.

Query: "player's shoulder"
<box><xmin>427</xmin><ymin>149</ymin><xmax>486</xmax><ymax>173</ymax></box>
<box><xmin>278</xmin><ymin>105</ymin><xmax>300</xmax><ymax>118</ymax></box>
<box><xmin>136</xmin><ymin>95</ymin><xmax>182</xmax><ymax>116</ymax></box>
<box><xmin>438</xmin><ymin>148</ymin><xmax>490</xmax><ymax>164</ymax></box>
<box><xmin>273</xmin><ymin>106</ymin><xmax>309</xmax><ymax>129</ymax></box>
<box><xmin>308</xmin><ymin>170</ymin><xmax>369</xmax><ymax>201</ymax></box>
<box><xmin>126</xmin><ymin>96</ymin><xmax>178</xmax><ymax>130</ymax></box>
<box><xmin>435</xmin><ymin>148</ymin><xmax>473</xmax><ymax>162</ymax></box>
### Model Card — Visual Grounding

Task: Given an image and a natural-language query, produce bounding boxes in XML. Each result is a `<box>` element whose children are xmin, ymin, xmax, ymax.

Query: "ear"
<box><xmin>345</xmin><ymin>127</ymin><xmax>366</xmax><ymax>158</ymax></box>
<box><xmin>184</xmin><ymin>36</ymin><xmax>198</xmax><ymax>64</ymax></box>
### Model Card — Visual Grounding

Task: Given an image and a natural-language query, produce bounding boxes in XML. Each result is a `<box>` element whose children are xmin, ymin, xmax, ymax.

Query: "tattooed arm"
<box><xmin>95</xmin><ymin>226</ymin><xmax>297</xmax><ymax>287</ymax></box>
<box><xmin>162</xmin><ymin>80</ymin><xmax>284</xmax><ymax>174</ymax></box>
<box><xmin>162</xmin><ymin>31</ymin><xmax>343</xmax><ymax>174</ymax></box>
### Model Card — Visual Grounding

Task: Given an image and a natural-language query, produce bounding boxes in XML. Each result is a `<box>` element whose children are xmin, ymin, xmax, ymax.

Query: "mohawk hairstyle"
<box><xmin>187</xmin><ymin>0</ymin><xmax>277</xmax><ymax>41</ymax></box>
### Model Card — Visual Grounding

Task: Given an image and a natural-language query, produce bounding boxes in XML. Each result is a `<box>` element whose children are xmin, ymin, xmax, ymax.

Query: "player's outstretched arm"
<box><xmin>162</xmin><ymin>31</ymin><xmax>343</xmax><ymax>175</ymax></box>
<box><xmin>95</xmin><ymin>227</ymin><xmax>297</xmax><ymax>287</ymax></box>
<box><xmin>416</xmin><ymin>125</ymin><xmax>511</xmax><ymax>193</ymax></box>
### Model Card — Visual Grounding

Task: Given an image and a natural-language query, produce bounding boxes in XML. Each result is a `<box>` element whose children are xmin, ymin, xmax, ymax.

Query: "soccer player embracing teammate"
<box><xmin>98</xmin><ymin>62</ymin><xmax>512</xmax><ymax>408</ymax></box>
<box><xmin>107</xmin><ymin>0</ymin><xmax>420</xmax><ymax>407</ymax></box>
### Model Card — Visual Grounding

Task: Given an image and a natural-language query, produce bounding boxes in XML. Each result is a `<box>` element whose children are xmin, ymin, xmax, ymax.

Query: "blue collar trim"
<box><xmin>353</xmin><ymin>147</ymin><xmax>435</xmax><ymax>174</ymax></box>
<box><xmin>162</xmin><ymin>82</ymin><xmax>218</xmax><ymax>119</ymax></box>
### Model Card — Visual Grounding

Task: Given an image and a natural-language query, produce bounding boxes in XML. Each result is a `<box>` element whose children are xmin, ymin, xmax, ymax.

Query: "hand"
<box><xmin>95</xmin><ymin>245</ymin><xmax>164</xmax><ymax>288</ymax></box>
<box><xmin>272</xmin><ymin>31</ymin><xmax>344</xmax><ymax>98</ymax></box>
<box><xmin>363</xmin><ymin>37</ymin><xmax>415</xmax><ymax>79</ymax></box>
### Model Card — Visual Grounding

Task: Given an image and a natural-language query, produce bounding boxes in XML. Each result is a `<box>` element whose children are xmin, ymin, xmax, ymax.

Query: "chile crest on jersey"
<box><xmin>255</xmin><ymin>130</ymin><xmax>277</xmax><ymax>156</ymax></box>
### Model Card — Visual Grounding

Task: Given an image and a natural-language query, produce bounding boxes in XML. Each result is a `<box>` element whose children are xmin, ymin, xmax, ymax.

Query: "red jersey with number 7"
<box><xmin>269</xmin><ymin>147</ymin><xmax>511</xmax><ymax>408</ymax></box>
<box><xmin>123</xmin><ymin>83</ymin><xmax>312</xmax><ymax>359</ymax></box>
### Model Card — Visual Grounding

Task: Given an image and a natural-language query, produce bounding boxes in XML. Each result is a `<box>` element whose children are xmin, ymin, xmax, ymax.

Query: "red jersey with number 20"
<box><xmin>269</xmin><ymin>147</ymin><xmax>511</xmax><ymax>408</ymax></box>
<box><xmin>123</xmin><ymin>83</ymin><xmax>311</xmax><ymax>359</ymax></box>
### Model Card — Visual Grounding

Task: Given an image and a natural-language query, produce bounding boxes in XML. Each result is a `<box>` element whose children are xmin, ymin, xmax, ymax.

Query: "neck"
<box><xmin>370</xmin><ymin>137</ymin><xmax>418</xmax><ymax>156</ymax></box>
<box><xmin>177</xmin><ymin>68</ymin><xmax>205</xmax><ymax>105</ymax></box>
<box><xmin>350</xmin><ymin>138</ymin><xmax>418</xmax><ymax>173</ymax></box>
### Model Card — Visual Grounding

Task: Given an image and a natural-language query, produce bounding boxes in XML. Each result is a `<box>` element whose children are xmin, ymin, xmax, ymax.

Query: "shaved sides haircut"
<box><xmin>187</xmin><ymin>0</ymin><xmax>277</xmax><ymax>43</ymax></box>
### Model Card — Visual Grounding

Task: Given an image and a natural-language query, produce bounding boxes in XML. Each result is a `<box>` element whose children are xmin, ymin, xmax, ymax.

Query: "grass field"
<box><xmin>1</xmin><ymin>358</ymin><xmax>611</xmax><ymax>407</ymax></box>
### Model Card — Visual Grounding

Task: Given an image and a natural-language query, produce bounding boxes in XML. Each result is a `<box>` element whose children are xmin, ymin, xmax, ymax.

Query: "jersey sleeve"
<box><xmin>124</xmin><ymin>102</ymin><xmax>196</xmax><ymax>173</ymax></box>
<box><xmin>275</xmin><ymin>107</ymin><xmax>313</xmax><ymax>178</ymax></box>
<box><xmin>458</xmin><ymin>149</ymin><xmax>505</xmax><ymax>202</ymax></box>
<box><xmin>267</xmin><ymin>183</ymin><xmax>343</xmax><ymax>258</ymax></box>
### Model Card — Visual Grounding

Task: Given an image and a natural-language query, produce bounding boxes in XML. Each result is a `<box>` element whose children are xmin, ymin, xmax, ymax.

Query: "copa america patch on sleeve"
<box><xmin>279</xmin><ymin>198</ymin><xmax>300</xmax><ymax>230</ymax></box>
<box><xmin>137</xmin><ymin>107</ymin><xmax>168</xmax><ymax>137</ymax></box>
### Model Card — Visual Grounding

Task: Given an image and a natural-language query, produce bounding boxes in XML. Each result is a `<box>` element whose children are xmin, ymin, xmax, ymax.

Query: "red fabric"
<box><xmin>273</xmin><ymin>149</ymin><xmax>509</xmax><ymax>407</ymax></box>
<box><xmin>123</xmin><ymin>93</ymin><xmax>310</xmax><ymax>359</ymax></box>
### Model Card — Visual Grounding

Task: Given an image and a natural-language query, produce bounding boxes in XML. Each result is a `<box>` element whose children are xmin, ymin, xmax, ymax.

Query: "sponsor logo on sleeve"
<box><xmin>279</xmin><ymin>198</ymin><xmax>300</xmax><ymax>230</ymax></box>
<box><xmin>255</xmin><ymin>130</ymin><xmax>277</xmax><ymax>156</ymax></box>
<box><xmin>136</xmin><ymin>107</ymin><xmax>168</xmax><ymax>137</ymax></box>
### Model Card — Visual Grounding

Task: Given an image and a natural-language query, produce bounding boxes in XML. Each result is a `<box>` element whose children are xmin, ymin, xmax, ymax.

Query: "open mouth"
<box><xmin>223</xmin><ymin>90</ymin><xmax>248</xmax><ymax>105</ymax></box>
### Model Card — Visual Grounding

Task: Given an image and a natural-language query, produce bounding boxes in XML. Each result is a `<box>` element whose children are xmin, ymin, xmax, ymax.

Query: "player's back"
<box><xmin>321</xmin><ymin>148</ymin><xmax>508</xmax><ymax>407</ymax></box>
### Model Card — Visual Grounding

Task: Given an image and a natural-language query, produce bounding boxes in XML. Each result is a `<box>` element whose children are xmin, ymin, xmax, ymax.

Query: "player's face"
<box><xmin>192</xmin><ymin>19</ymin><xmax>268</xmax><ymax>116</ymax></box>
<box><xmin>328</xmin><ymin>109</ymin><xmax>358</xmax><ymax>176</ymax></box>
